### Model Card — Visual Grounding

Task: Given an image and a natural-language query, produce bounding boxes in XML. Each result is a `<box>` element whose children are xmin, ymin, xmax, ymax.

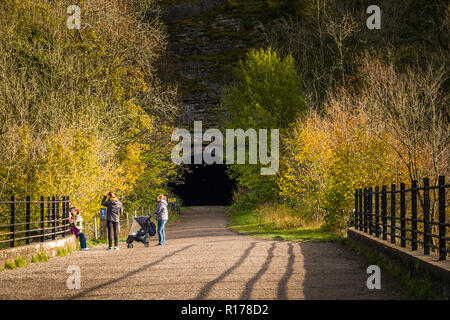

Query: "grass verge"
<box><xmin>56</xmin><ymin>248</ymin><xmax>68</xmax><ymax>257</ymax></box>
<box><xmin>86</xmin><ymin>237</ymin><xmax>128</xmax><ymax>248</ymax></box>
<box><xmin>227</xmin><ymin>207</ymin><xmax>341</xmax><ymax>242</ymax></box>
<box><xmin>4</xmin><ymin>252</ymin><xmax>49</xmax><ymax>271</ymax></box>
<box><xmin>168</xmin><ymin>208</ymin><xmax>180</xmax><ymax>224</ymax></box>
<box><xmin>31</xmin><ymin>252</ymin><xmax>49</xmax><ymax>263</ymax></box>
<box><xmin>4</xmin><ymin>260</ymin><xmax>16</xmax><ymax>270</ymax></box>
<box><xmin>14</xmin><ymin>257</ymin><xmax>27</xmax><ymax>267</ymax></box>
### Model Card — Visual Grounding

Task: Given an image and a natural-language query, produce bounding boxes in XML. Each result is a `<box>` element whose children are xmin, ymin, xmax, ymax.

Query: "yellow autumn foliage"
<box><xmin>0</xmin><ymin>0</ymin><xmax>180</xmax><ymax>220</ymax></box>
<box><xmin>279</xmin><ymin>90</ymin><xmax>409</xmax><ymax>230</ymax></box>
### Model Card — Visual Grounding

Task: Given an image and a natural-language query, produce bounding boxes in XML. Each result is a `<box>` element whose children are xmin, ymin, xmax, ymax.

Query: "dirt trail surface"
<box><xmin>0</xmin><ymin>206</ymin><xmax>412</xmax><ymax>300</ymax></box>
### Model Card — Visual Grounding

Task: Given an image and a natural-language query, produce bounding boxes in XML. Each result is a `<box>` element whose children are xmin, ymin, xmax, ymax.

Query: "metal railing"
<box><xmin>354</xmin><ymin>176</ymin><xmax>449</xmax><ymax>260</ymax></box>
<box><xmin>0</xmin><ymin>196</ymin><xmax>71</xmax><ymax>249</ymax></box>
<box><xmin>0</xmin><ymin>197</ymin><xmax>182</xmax><ymax>248</ymax></box>
<box><xmin>83</xmin><ymin>213</ymin><xmax>136</xmax><ymax>241</ymax></box>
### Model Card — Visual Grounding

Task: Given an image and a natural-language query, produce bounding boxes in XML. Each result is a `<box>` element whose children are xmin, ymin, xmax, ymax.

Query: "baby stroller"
<box><xmin>126</xmin><ymin>216</ymin><xmax>156</xmax><ymax>248</ymax></box>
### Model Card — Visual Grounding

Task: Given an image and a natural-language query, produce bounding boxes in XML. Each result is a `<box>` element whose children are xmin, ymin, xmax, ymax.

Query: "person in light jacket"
<box><xmin>154</xmin><ymin>195</ymin><xmax>168</xmax><ymax>246</ymax></box>
<box><xmin>101</xmin><ymin>192</ymin><xmax>123</xmax><ymax>250</ymax></box>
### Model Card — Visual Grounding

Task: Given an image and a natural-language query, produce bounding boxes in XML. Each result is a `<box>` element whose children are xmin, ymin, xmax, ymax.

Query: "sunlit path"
<box><xmin>0</xmin><ymin>207</ymin><xmax>412</xmax><ymax>300</ymax></box>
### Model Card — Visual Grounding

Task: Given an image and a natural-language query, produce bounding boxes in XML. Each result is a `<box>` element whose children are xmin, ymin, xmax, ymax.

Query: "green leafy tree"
<box><xmin>223</xmin><ymin>47</ymin><xmax>306</xmax><ymax>205</ymax></box>
<box><xmin>224</xmin><ymin>47</ymin><xmax>306</xmax><ymax>130</ymax></box>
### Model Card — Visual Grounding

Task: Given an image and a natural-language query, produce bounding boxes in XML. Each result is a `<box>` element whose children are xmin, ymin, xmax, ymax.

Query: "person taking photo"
<box><xmin>101</xmin><ymin>192</ymin><xmax>123</xmax><ymax>250</ymax></box>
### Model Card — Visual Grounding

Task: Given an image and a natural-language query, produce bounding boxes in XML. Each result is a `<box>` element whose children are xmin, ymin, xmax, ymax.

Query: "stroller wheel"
<box><xmin>127</xmin><ymin>243</ymin><xmax>133</xmax><ymax>249</ymax></box>
<box><xmin>144</xmin><ymin>242</ymin><xmax>149</xmax><ymax>248</ymax></box>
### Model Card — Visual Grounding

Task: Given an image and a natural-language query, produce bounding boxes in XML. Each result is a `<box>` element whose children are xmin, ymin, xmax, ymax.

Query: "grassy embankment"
<box><xmin>227</xmin><ymin>203</ymin><xmax>342</xmax><ymax>242</ymax></box>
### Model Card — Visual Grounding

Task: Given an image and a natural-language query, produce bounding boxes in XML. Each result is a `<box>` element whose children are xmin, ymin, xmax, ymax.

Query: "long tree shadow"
<box><xmin>195</xmin><ymin>242</ymin><xmax>256</xmax><ymax>299</ymax></box>
<box><xmin>277</xmin><ymin>243</ymin><xmax>295</xmax><ymax>300</ymax></box>
<box><xmin>300</xmin><ymin>242</ymin><xmax>414</xmax><ymax>299</ymax></box>
<box><xmin>70</xmin><ymin>244</ymin><xmax>195</xmax><ymax>299</ymax></box>
<box><xmin>240</xmin><ymin>242</ymin><xmax>276</xmax><ymax>299</ymax></box>
<box><xmin>167</xmin><ymin>230</ymin><xmax>237</xmax><ymax>241</ymax></box>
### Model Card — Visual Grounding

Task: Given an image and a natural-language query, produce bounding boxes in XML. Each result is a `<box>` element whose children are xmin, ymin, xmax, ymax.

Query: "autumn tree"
<box><xmin>0</xmin><ymin>0</ymin><xmax>180</xmax><ymax>218</ymax></box>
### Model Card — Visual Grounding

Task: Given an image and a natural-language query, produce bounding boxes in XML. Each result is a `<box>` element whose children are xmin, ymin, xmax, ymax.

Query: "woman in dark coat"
<box><xmin>101</xmin><ymin>192</ymin><xmax>123</xmax><ymax>250</ymax></box>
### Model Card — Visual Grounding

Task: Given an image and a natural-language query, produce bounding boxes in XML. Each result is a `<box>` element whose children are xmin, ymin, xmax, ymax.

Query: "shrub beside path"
<box><xmin>0</xmin><ymin>206</ymin><xmax>412</xmax><ymax>299</ymax></box>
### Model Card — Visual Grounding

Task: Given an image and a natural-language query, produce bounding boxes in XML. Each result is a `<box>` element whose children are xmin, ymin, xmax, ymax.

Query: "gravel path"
<box><xmin>0</xmin><ymin>206</ymin><xmax>412</xmax><ymax>300</ymax></box>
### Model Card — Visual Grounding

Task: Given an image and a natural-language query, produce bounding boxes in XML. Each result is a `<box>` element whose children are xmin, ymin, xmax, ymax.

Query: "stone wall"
<box><xmin>161</xmin><ymin>0</ymin><xmax>267</xmax><ymax>130</ymax></box>
<box><xmin>348</xmin><ymin>228</ymin><xmax>450</xmax><ymax>299</ymax></box>
<box><xmin>0</xmin><ymin>235</ymin><xmax>76</xmax><ymax>268</ymax></box>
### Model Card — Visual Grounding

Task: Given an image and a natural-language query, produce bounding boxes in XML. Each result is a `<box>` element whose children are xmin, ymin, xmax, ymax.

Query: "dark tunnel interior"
<box><xmin>169</xmin><ymin>163</ymin><xmax>237</xmax><ymax>206</ymax></box>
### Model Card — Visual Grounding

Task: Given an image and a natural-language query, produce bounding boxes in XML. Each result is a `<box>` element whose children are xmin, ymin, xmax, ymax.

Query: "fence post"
<box><xmin>354</xmin><ymin>190</ymin><xmax>358</xmax><ymax>228</ymax></box>
<box><xmin>381</xmin><ymin>186</ymin><xmax>387</xmax><ymax>240</ymax></box>
<box><xmin>359</xmin><ymin>189</ymin><xmax>363</xmax><ymax>231</ymax></box>
<box><xmin>375</xmin><ymin>186</ymin><xmax>380</xmax><ymax>237</ymax></box>
<box><xmin>390</xmin><ymin>184</ymin><xmax>396</xmax><ymax>244</ymax></box>
<box><xmin>26</xmin><ymin>195</ymin><xmax>31</xmax><ymax>244</ymax></box>
<box><xmin>41</xmin><ymin>196</ymin><xmax>45</xmax><ymax>242</ymax></box>
<box><xmin>94</xmin><ymin>217</ymin><xmax>98</xmax><ymax>240</ymax></box>
<box><xmin>438</xmin><ymin>176</ymin><xmax>446</xmax><ymax>261</ymax></box>
<box><xmin>363</xmin><ymin>188</ymin><xmax>367</xmax><ymax>233</ymax></box>
<box><xmin>411</xmin><ymin>180</ymin><xmax>418</xmax><ymax>251</ymax></box>
<box><xmin>62</xmin><ymin>196</ymin><xmax>66</xmax><ymax>236</ymax></box>
<box><xmin>10</xmin><ymin>195</ymin><xmax>15</xmax><ymax>248</ymax></box>
<box><xmin>47</xmin><ymin>196</ymin><xmax>51</xmax><ymax>230</ymax></box>
<box><xmin>423</xmin><ymin>178</ymin><xmax>430</xmax><ymax>255</ymax></box>
<box><xmin>56</xmin><ymin>196</ymin><xmax>60</xmax><ymax>237</ymax></box>
<box><xmin>134</xmin><ymin>209</ymin><xmax>137</xmax><ymax>218</ymax></box>
<box><xmin>66</xmin><ymin>196</ymin><xmax>70</xmax><ymax>236</ymax></box>
<box><xmin>52</xmin><ymin>196</ymin><xmax>56</xmax><ymax>240</ymax></box>
<box><xmin>126</xmin><ymin>212</ymin><xmax>129</xmax><ymax>228</ymax></box>
<box><xmin>400</xmin><ymin>183</ymin><xmax>406</xmax><ymax>247</ymax></box>
<box><xmin>368</xmin><ymin>187</ymin><xmax>373</xmax><ymax>235</ymax></box>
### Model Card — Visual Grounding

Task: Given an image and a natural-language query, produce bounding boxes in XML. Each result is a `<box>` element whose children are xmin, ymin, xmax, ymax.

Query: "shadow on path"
<box><xmin>195</xmin><ymin>242</ymin><xmax>256</xmax><ymax>299</ymax></box>
<box><xmin>70</xmin><ymin>244</ymin><xmax>195</xmax><ymax>300</ymax></box>
<box><xmin>167</xmin><ymin>231</ymin><xmax>237</xmax><ymax>241</ymax></box>
<box><xmin>240</xmin><ymin>242</ymin><xmax>276</xmax><ymax>299</ymax></box>
<box><xmin>277</xmin><ymin>243</ymin><xmax>295</xmax><ymax>300</ymax></box>
<box><xmin>300</xmin><ymin>242</ymin><xmax>414</xmax><ymax>299</ymax></box>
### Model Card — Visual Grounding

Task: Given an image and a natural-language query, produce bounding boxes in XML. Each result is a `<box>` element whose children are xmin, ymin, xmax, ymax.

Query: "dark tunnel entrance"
<box><xmin>169</xmin><ymin>163</ymin><xmax>236</xmax><ymax>206</ymax></box>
